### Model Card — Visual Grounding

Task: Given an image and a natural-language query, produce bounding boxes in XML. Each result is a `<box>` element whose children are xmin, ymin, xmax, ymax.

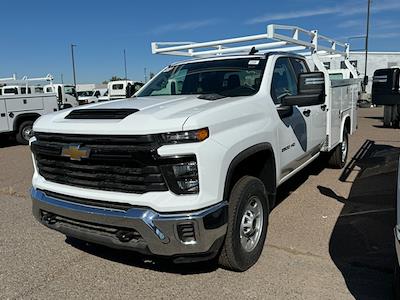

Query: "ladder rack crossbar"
<box><xmin>152</xmin><ymin>24</ymin><xmax>349</xmax><ymax>59</ymax></box>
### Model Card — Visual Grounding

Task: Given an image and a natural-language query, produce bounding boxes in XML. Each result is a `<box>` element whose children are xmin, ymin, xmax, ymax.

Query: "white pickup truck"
<box><xmin>30</xmin><ymin>25</ymin><xmax>360</xmax><ymax>271</ymax></box>
<box><xmin>0</xmin><ymin>75</ymin><xmax>59</xmax><ymax>144</ymax></box>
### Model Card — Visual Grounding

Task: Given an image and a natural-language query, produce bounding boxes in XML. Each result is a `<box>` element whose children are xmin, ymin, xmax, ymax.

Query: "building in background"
<box><xmin>317</xmin><ymin>51</ymin><xmax>400</xmax><ymax>94</ymax></box>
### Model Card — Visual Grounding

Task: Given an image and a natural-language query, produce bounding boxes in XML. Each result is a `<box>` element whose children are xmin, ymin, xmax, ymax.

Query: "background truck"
<box><xmin>30</xmin><ymin>24</ymin><xmax>360</xmax><ymax>271</ymax></box>
<box><xmin>43</xmin><ymin>84</ymin><xmax>79</xmax><ymax>109</ymax></box>
<box><xmin>0</xmin><ymin>75</ymin><xmax>58</xmax><ymax>144</ymax></box>
<box><xmin>77</xmin><ymin>88</ymin><xmax>108</xmax><ymax>104</ymax></box>
<box><xmin>371</xmin><ymin>68</ymin><xmax>400</xmax><ymax>128</ymax></box>
<box><xmin>107</xmin><ymin>80</ymin><xmax>143</xmax><ymax>100</ymax></box>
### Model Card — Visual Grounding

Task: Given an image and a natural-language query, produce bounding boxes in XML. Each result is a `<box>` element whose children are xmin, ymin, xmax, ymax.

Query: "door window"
<box><xmin>271</xmin><ymin>57</ymin><xmax>297</xmax><ymax>104</ymax></box>
<box><xmin>290</xmin><ymin>58</ymin><xmax>309</xmax><ymax>77</ymax></box>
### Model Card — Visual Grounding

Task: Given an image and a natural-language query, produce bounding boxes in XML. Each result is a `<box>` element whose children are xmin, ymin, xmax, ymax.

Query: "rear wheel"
<box><xmin>218</xmin><ymin>176</ymin><xmax>269</xmax><ymax>271</ymax></box>
<box><xmin>328</xmin><ymin>129</ymin><xmax>348</xmax><ymax>169</ymax></box>
<box><xmin>16</xmin><ymin>120</ymin><xmax>34</xmax><ymax>145</ymax></box>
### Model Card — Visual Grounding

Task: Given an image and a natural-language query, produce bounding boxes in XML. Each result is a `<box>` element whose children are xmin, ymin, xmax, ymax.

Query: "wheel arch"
<box><xmin>13</xmin><ymin>113</ymin><xmax>41</xmax><ymax>131</ymax></box>
<box><xmin>340</xmin><ymin>115</ymin><xmax>351</xmax><ymax>141</ymax></box>
<box><xmin>223</xmin><ymin>143</ymin><xmax>277</xmax><ymax>208</ymax></box>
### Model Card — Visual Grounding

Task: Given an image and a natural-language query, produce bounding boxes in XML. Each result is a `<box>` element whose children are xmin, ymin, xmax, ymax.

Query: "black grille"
<box><xmin>31</xmin><ymin>132</ymin><xmax>168</xmax><ymax>194</ymax></box>
<box><xmin>65</xmin><ymin>109</ymin><xmax>139</xmax><ymax>119</ymax></box>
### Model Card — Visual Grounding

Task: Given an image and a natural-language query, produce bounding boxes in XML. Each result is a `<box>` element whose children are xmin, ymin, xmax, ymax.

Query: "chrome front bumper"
<box><xmin>31</xmin><ymin>188</ymin><xmax>227</xmax><ymax>258</ymax></box>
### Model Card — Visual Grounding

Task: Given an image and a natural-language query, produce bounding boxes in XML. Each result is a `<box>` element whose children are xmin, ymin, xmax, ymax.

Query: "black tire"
<box><xmin>328</xmin><ymin>129</ymin><xmax>348</xmax><ymax>169</ymax></box>
<box><xmin>384</xmin><ymin>105</ymin><xmax>393</xmax><ymax>127</ymax></box>
<box><xmin>16</xmin><ymin>120</ymin><xmax>34</xmax><ymax>145</ymax></box>
<box><xmin>218</xmin><ymin>176</ymin><xmax>269</xmax><ymax>271</ymax></box>
<box><xmin>395</xmin><ymin>261</ymin><xmax>400</xmax><ymax>300</ymax></box>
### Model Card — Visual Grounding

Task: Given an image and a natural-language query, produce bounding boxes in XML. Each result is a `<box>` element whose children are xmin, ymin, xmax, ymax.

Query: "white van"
<box><xmin>107</xmin><ymin>80</ymin><xmax>143</xmax><ymax>100</ymax></box>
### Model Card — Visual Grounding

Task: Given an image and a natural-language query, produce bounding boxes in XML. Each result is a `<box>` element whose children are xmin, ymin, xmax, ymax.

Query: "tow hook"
<box><xmin>42</xmin><ymin>213</ymin><xmax>57</xmax><ymax>225</ymax></box>
<box><xmin>116</xmin><ymin>230</ymin><xmax>137</xmax><ymax>242</ymax></box>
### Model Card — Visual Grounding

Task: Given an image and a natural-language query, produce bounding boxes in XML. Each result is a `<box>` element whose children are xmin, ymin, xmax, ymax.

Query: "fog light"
<box><xmin>177</xmin><ymin>223</ymin><xmax>196</xmax><ymax>244</ymax></box>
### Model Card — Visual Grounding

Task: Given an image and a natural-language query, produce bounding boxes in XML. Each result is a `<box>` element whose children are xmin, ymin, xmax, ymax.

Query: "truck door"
<box><xmin>272</xmin><ymin>57</ymin><xmax>311</xmax><ymax>179</ymax></box>
<box><xmin>0</xmin><ymin>99</ymin><xmax>9</xmax><ymax>133</ymax></box>
<box><xmin>290</xmin><ymin>58</ymin><xmax>327</xmax><ymax>151</ymax></box>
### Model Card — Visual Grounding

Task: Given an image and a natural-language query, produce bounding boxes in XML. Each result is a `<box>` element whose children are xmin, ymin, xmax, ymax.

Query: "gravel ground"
<box><xmin>0</xmin><ymin>107</ymin><xmax>399</xmax><ymax>299</ymax></box>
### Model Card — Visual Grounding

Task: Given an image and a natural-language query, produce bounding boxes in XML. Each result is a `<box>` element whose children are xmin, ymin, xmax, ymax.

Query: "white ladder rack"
<box><xmin>151</xmin><ymin>24</ymin><xmax>358</xmax><ymax>78</ymax></box>
<box><xmin>0</xmin><ymin>74</ymin><xmax>53</xmax><ymax>85</ymax></box>
<box><xmin>152</xmin><ymin>24</ymin><xmax>349</xmax><ymax>59</ymax></box>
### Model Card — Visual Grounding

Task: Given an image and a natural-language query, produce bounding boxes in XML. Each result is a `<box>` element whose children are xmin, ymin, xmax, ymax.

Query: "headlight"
<box><xmin>160</xmin><ymin>156</ymin><xmax>199</xmax><ymax>194</ymax></box>
<box><xmin>160</xmin><ymin>128</ymin><xmax>209</xmax><ymax>144</ymax></box>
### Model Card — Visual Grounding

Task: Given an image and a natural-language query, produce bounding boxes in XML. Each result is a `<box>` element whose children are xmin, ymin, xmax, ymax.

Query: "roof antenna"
<box><xmin>249</xmin><ymin>47</ymin><xmax>259</xmax><ymax>55</ymax></box>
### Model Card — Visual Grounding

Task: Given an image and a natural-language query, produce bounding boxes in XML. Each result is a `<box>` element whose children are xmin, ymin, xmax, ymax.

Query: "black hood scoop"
<box><xmin>65</xmin><ymin>109</ymin><xmax>139</xmax><ymax>120</ymax></box>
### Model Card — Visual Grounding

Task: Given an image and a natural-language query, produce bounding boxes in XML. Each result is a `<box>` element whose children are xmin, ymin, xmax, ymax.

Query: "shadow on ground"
<box><xmin>66</xmin><ymin>236</ymin><xmax>219</xmax><ymax>275</ymax></box>
<box><xmin>0</xmin><ymin>135</ymin><xmax>18</xmax><ymax>148</ymax></box>
<box><xmin>275</xmin><ymin>156</ymin><xmax>326</xmax><ymax>207</ymax></box>
<box><xmin>319</xmin><ymin>140</ymin><xmax>399</xmax><ymax>299</ymax></box>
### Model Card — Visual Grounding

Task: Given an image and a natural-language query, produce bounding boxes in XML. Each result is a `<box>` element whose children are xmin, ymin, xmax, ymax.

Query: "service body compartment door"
<box><xmin>0</xmin><ymin>99</ymin><xmax>9</xmax><ymax>133</ymax></box>
<box><xmin>329</xmin><ymin>86</ymin><xmax>342</xmax><ymax>147</ymax></box>
<box><xmin>309</xmin><ymin>103</ymin><xmax>327</xmax><ymax>150</ymax></box>
<box><xmin>5</xmin><ymin>95</ymin><xmax>44</xmax><ymax>112</ymax></box>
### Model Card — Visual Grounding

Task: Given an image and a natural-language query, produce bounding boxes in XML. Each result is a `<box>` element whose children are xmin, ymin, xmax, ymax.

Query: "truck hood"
<box><xmin>34</xmin><ymin>95</ymin><xmax>220</xmax><ymax>135</ymax></box>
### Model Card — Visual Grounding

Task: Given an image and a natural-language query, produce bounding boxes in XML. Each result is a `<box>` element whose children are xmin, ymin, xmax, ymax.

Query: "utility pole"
<box><xmin>61</xmin><ymin>73</ymin><xmax>64</xmax><ymax>84</ymax></box>
<box><xmin>123</xmin><ymin>49</ymin><xmax>128</xmax><ymax>80</ymax></box>
<box><xmin>363</xmin><ymin>0</ymin><xmax>371</xmax><ymax>91</ymax></box>
<box><xmin>70</xmin><ymin>44</ymin><xmax>77</xmax><ymax>87</ymax></box>
<box><xmin>144</xmin><ymin>67</ymin><xmax>147</xmax><ymax>83</ymax></box>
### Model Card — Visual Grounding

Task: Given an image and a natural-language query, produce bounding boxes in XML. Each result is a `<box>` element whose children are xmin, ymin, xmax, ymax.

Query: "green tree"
<box><xmin>102</xmin><ymin>76</ymin><xmax>124</xmax><ymax>84</ymax></box>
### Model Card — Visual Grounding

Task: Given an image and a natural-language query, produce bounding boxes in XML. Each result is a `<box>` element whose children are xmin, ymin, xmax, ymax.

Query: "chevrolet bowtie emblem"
<box><xmin>61</xmin><ymin>144</ymin><xmax>91</xmax><ymax>161</ymax></box>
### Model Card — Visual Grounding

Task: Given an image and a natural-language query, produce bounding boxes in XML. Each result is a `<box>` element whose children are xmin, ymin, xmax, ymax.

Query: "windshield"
<box><xmin>138</xmin><ymin>58</ymin><xmax>267</xmax><ymax>98</ymax></box>
<box><xmin>77</xmin><ymin>91</ymin><xmax>93</xmax><ymax>97</ymax></box>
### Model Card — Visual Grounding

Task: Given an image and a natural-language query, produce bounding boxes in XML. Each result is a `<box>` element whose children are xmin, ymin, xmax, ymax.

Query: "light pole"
<box><xmin>123</xmin><ymin>49</ymin><xmax>128</xmax><ymax>81</ymax></box>
<box><xmin>70</xmin><ymin>44</ymin><xmax>77</xmax><ymax>87</ymax></box>
<box><xmin>363</xmin><ymin>0</ymin><xmax>371</xmax><ymax>91</ymax></box>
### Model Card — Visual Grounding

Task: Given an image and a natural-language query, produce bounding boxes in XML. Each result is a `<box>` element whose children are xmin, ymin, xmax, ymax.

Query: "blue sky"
<box><xmin>0</xmin><ymin>0</ymin><xmax>399</xmax><ymax>84</ymax></box>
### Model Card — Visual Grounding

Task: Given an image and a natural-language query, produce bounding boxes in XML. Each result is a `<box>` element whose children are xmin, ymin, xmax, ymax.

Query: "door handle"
<box><xmin>321</xmin><ymin>104</ymin><xmax>327</xmax><ymax>111</ymax></box>
<box><xmin>0</xmin><ymin>113</ymin><xmax>5</xmax><ymax>117</ymax></box>
<box><xmin>302</xmin><ymin>109</ymin><xmax>311</xmax><ymax>117</ymax></box>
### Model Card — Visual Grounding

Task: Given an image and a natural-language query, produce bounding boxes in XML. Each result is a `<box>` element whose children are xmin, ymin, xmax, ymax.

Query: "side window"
<box><xmin>112</xmin><ymin>84</ymin><xmax>124</xmax><ymax>90</ymax></box>
<box><xmin>271</xmin><ymin>57</ymin><xmax>297</xmax><ymax>104</ymax></box>
<box><xmin>290</xmin><ymin>58</ymin><xmax>309</xmax><ymax>78</ymax></box>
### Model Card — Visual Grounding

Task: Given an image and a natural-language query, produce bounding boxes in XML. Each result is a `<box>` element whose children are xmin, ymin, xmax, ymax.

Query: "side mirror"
<box><xmin>371</xmin><ymin>68</ymin><xmax>400</xmax><ymax>105</ymax></box>
<box><xmin>281</xmin><ymin>72</ymin><xmax>325</xmax><ymax>107</ymax></box>
<box><xmin>126</xmin><ymin>83</ymin><xmax>133</xmax><ymax>98</ymax></box>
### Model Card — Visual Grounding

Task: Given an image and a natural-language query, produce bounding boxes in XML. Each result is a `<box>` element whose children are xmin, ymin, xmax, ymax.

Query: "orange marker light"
<box><xmin>196</xmin><ymin>128</ymin><xmax>209</xmax><ymax>141</ymax></box>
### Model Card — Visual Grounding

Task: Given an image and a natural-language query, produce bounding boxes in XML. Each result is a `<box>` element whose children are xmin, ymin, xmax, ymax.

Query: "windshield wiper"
<box><xmin>197</xmin><ymin>93</ymin><xmax>227</xmax><ymax>101</ymax></box>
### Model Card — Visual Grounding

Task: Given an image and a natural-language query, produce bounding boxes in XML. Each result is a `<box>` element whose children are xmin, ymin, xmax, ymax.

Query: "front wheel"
<box><xmin>16</xmin><ymin>120</ymin><xmax>34</xmax><ymax>145</ymax></box>
<box><xmin>218</xmin><ymin>176</ymin><xmax>269</xmax><ymax>271</ymax></box>
<box><xmin>328</xmin><ymin>129</ymin><xmax>348</xmax><ymax>169</ymax></box>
